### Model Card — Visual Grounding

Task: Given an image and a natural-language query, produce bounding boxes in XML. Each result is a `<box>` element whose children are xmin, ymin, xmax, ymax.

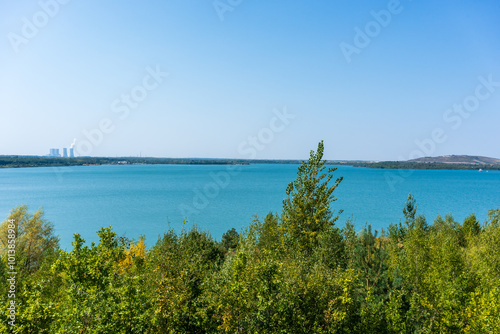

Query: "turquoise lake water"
<box><xmin>1</xmin><ymin>164</ymin><xmax>499</xmax><ymax>250</ymax></box>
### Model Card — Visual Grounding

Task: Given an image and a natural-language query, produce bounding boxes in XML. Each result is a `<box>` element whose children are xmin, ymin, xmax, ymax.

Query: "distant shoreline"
<box><xmin>1</xmin><ymin>156</ymin><xmax>500</xmax><ymax>170</ymax></box>
<box><xmin>343</xmin><ymin>161</ymin><xmax>500</xmax><ymax>171</ymax></box>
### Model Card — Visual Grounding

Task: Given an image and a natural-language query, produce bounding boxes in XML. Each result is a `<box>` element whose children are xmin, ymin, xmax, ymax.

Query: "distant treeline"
<box><xmin>1</xmin><ymin>142</ymin><xmax>500</xmax><ymax>332</ymax></box>
<box><xmin>0</xmin><ymin>155</ymin><xmax>316</xmax><ymax>168</ymax></box>
<box><xmin>2</xmin><ymin>155</ymin><xmax>500</xmax><ymax>170</ymax></box>
<box><xmin>0</xmin><ymin>156</ymin><xmax>251</xmax><ymax>168</ymax></box>
<box><xmin>346</xmin><ymin>161</ymin><xmax>500</xmax><ymax>170</ymax></box>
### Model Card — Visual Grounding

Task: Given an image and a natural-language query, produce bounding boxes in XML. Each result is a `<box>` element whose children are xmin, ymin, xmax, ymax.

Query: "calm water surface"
<box><xmin>1</xmin><ymin>164</ymin><xmax>499</xmax><ymax>250</ymax></box>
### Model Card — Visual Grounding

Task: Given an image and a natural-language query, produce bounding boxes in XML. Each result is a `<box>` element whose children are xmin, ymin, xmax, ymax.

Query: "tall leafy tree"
<box><xmin>281</xmin><ymin>140</ymin><xmax>343</xmax><ymax>253</ymax></box>
<box><xmin>0</xmin><ymin>205</ymin><xmax>59</xmax><ymax>274</ymax></box>
<box><xmin>0</xmin><ymin>206</ymin><xmax>61</xmax><ymax>333</ymax></box>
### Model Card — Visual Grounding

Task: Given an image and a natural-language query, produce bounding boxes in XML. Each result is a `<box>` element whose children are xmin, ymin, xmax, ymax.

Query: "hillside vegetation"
<box><xmin>346</xmin><ymin>154</ymin><xmax>500</xmax><ymax>170</ymax></box>
<box><xmin>1</xmin><ymin>142</ymin><xmax>499</xmax><ymax>333</ymax></box>
<box><xmin>409</xmin><ymin>155</ymin><xmax>500</xmax><ymax>165</ymax></box>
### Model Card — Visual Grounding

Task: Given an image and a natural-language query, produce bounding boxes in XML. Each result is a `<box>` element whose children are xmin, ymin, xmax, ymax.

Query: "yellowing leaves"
<box><xmin>118</xmin><ymin>237</ymin><xmax>146</xmax><ymax>273</ymax></box>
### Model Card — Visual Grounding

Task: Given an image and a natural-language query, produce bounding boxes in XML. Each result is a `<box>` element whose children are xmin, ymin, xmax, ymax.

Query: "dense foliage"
<box><xmin>1</xmin><ymin>142</ymin><xmax>499</xmax><ymax>333</ymax></box>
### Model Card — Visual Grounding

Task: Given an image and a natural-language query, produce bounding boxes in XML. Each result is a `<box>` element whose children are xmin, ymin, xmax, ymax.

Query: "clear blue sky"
<box><xmin>1</xmin><ymin>0</ymin><xmax>499</xmax><ymax>160</ymax></box>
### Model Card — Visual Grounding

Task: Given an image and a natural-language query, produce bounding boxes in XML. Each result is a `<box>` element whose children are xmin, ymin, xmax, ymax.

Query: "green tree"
<box><xmin>354</xmin><ymin>225</ymin><xmax>388</xmax><ymax>293</ymax></box>
<box><xmin>220</xmin><ymin>227</ymin><xmax>239</xmax><ymax>254</ymax></box>
<box><xmin>0</xmin><ymin>206</ymin><xmax>61</xmax><ymax>333</ymax></box>
<box><xmin>462</xmin><ymin>213</ymin><xmax>480</xmax><ymax>237</ymax></box>
<box><xmin>0</xmin><ymin>205</ymin><xmax>59</xmax><ymax>274</ymax></box>
<box><xmin>255</xmin><ymin>212</ymin><xmax>283</xmax><ymax>252</ymax></box>
<box><xmin>403</xmin><ymin>193</ymin><xmax>417</xmax><ymax>227</ymax></box>
<box><xmin>152</xmin><ymin>227</ymin><xmax>223</xmax><ymax>333</ymax></box>
<box><xmin>282</xmin><ymin>140</ymin><xmax>343</xmax><ymax>253</ymax></box>
<box><xmin>52</xmin><ymin>227</ymin><xmax>153</xmax><ymax>333</ymax></box>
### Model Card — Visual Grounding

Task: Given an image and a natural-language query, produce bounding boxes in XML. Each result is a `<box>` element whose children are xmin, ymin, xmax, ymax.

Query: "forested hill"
<box><xmin>345</xmin><ymin>155</ymin><xmax>500</xmax><ymax>170</ymax></box>
<box><xmin>409</xmin><ymin>155</ymin><xmax>500</xmax><ymax>164</ymax></box>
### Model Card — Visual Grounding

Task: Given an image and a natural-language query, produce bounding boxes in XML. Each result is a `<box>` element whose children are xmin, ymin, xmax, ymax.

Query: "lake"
<box><xmin>1</xmin><ymin>164</ymin><xmax>499</xmax><ymax>250</ymax></box>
